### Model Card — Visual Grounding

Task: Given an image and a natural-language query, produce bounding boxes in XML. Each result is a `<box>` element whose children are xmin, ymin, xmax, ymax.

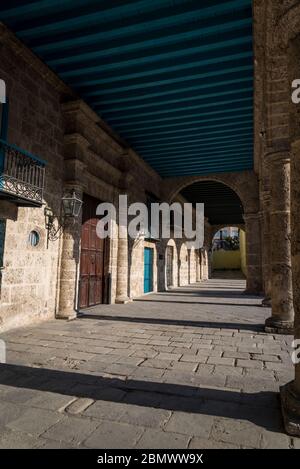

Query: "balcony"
<box><xmin>0</xmin><ymin>139</ymin><xmax>45</xmax><ymax>207</ymax></box>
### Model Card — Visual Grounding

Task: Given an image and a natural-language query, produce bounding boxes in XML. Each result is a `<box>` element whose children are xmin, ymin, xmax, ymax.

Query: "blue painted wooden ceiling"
<box><xmin>0</xmin><ymin>0</ymin><xmax>253</xmax><ymax>178</ymax></box>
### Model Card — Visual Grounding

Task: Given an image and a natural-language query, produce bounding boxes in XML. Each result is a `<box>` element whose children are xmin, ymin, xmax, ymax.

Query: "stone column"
<box><xmin>201</xmin><ymin>248</ymin><xmax>209</xmax><ymax>280</ymax></box>
<box><xmin>261</xmin><ymin>195</ymin><xmax>272</xmax><ymax>306</ymax></box>
<box><xmin>208</xmin><ymin>249</ymin><xmax>212</xmax><ymax>279</ymax></box>
<box><xmin>243</xmin><ymin>213</ymin><xmax>263</xmax><ymax>294</ymax></box>
<box><xmin>280</xmin><ymin>140</ymin><xmax>300</xmax><ymax>435</ymax></box>
<box><xmin>264</xmin><ymin>152</ymin><xmax>294</xmax><ymax>334</ymax></box>
<box><xmin>57</xmin><ymin>186</ymin><xmax>83</xmax><ymax>319</ymax></box>
<box><xmin>280</xmin><ymin>34</ymin><xmax>300</xmax><ymax>436</ymax></box>
<box><xmin>115</xmin><ymin>195</ymin><xmax>130</xmax><ymax>303</ymax></box>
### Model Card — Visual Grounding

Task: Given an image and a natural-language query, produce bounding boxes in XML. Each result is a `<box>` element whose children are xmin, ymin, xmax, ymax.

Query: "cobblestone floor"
<box><xmin>1</xmin><ymin>275</ymin><xmax>299</xmax><ymax>449</ymax></box>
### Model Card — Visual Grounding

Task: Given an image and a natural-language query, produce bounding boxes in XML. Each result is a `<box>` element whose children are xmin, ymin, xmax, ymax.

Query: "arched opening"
<box><xmin>177</xmin><ymin>180</ymin><xmax>246</xmax><ymax>282</ymax></box>
<box><xmin>165</xmin><ymin>239</ymin><xmax>178</xmax><ymax>290</ymax></box>
<box><xmin>212</xmin><ymin>226</ymin><xmax>246</xmax><ymax>279</ymax></box>
<box><xmin>188</xmin><ymin>246</ymin><xmax>197</xmax><ymax>284</ymax></box>
<box><xmin>179</xmin><ymin>243</ymin><xmax>189</xmax><ymax>286</ymax></box>
<box><xmin>180</xmin><ymin>180</ymin><xmax>244</xmax><ymax>226</ymax></box>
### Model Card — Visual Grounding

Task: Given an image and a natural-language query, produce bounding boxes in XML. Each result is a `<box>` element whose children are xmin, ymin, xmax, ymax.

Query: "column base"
<box><xmin>261</xmin><ymin>296</ymin><xmax>271</xmax><ymax>307</ymax></box>
<box><xmin>56</xmin><ymin>311</ymin><xmax>77</xmax><ymax>321</ymax></box>
<box><xmin>281</xmin><ymin>381</ymin><xmax>300</xmax><ymax>436</ymax></box>
<box><xmin>115</xmin><ymin>296</ymin><xmax>132</xmax><ymax>304</ymax></box>
<box><xmin>265</xmin><ymin>316</ymin><xmax>294</xmax><ymax>334</ymax></box>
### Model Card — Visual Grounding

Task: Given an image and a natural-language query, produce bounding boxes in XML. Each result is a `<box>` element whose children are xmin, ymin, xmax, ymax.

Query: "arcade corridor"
<box><xmin>1</xmin><ymin>0</ymin><xmax>300</xmax><ymax>447</ymax></box>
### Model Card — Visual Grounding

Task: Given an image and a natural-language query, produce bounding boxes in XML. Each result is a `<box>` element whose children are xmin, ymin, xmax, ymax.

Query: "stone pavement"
<box><xmin>1</xmin><ymin>275</ymin><xmax>300</xmax><ymax>449</ymax></box>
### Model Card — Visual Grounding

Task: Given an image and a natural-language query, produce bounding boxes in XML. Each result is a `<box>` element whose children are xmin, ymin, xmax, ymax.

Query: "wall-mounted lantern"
<box><xmin>61</xmin><ymin>190</ymin><xmax>83</xmax><ymax>218</ymax></box>
<box><xmin>44</xmin><ymin>189</ymin><xmax>83</xmax><ymax>246</ymax></box>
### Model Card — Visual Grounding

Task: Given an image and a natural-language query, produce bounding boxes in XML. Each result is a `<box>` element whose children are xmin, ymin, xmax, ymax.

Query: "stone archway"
<box><xmin>163</xmin><ymin>170</ymin><xmax>259</xmax><ymax>215</ymax></box>
<box><xmin>165</xmin><ymin>239</ymin><xmax>179</xmax><ymax>289</ymax></box>
<box><xmin>163</xmin><ymin>171</ymin><xmax>262</xmax><ymax>294</ymax></box>
<box><xmin>179</xmin><ymin>243</ymin><xmax>189</xmax><ymax>287</ymax></box>
<box><xmin>188</xmin><ymin>246</ymin><xmax>197</xmax><ymax>284</ymax></box>
<box><xmin>273</xmin><ymin>2</ymin><xmax>300</xmax><ymax>48</ymax></box>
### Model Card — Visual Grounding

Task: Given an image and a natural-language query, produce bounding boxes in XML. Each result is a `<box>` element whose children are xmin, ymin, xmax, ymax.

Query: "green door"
<box><xmin>144</xmin><ymin>247</ymin><xmax>153</xmax><ymax>293</ymax></box>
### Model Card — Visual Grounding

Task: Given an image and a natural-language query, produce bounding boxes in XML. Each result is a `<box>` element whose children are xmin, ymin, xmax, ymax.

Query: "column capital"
<box><xmin>64</xmin><ymin>159</ymin><xmax>88</xmax><ymax>188</ymax></box>
<box><xmin>264</xmin><ymin>150</ymin><xmax>291</xmax><ymax>167</ymax></box>
<box><xmin>64</xmin><ymin>132</ymin><xmax>90</xmax><ymax>152</ymax></box>
<box><xmin>63</xmin><ymin>182</ymin><xmax>84</xmax><ymax>194</ymax></box>
<box><xmin>117</xmin><ymin>151</ymin><xmax>133</xmax><ymax>172</ymax></box>
<box><xmin>261</xmin><ymin>189</ymin><xmax>271</xmax><ymax>203</ymax></box>
<box><xmin>262</xmin><ymin>194</ymin><xmax>271</xmax><ymax>202</ymax></box>
<box><xmin>243</xmin><ymin>212</ymin><xmax>260</xmax><ymax>222</ymax></box>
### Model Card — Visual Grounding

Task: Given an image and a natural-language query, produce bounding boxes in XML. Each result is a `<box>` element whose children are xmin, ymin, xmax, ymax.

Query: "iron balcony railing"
<box><xmin>0</xmin><ymin>139</ymin><xmax>45</xmax><ymax>206</ymax></box>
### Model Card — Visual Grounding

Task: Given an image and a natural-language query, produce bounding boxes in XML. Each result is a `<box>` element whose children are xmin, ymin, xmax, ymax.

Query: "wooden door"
<box><xmin>144</xmin><ymin>247</ymin><xmax>153</xmax><ymax>293</ymax></box>
<box><xmin>79</xmin><ymin>195</ymin><xmax>107</xmax><ymax>308</ymax></box>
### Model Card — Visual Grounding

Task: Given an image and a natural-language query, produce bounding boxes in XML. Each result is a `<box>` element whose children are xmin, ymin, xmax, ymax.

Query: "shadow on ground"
<box><xmin>79</xmin><ymin>314</ymin><xmax>264</xmax><ymax>332</ymax></box>
<box><xmin>0</xmin><ymin>363</ymin><xmax>282</xmax><ymax>433</ymax></box>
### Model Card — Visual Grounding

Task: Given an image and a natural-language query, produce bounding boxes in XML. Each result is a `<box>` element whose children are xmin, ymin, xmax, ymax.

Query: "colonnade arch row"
<box><xmin>162</xmin><ymin>171</ymin><xmax>262</xmax><ymax>295</ymax></box>
<box><xmin>158</xmin><ymin>237</ymin><xmax>209</xmax><ymax>292</ymax></box>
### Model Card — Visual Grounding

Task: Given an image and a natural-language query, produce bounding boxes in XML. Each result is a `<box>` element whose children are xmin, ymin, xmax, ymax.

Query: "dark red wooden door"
<box><xmin>79</xmin><ymin>195</ymin><xmax>107</xmax><ymax>308</ymax></box>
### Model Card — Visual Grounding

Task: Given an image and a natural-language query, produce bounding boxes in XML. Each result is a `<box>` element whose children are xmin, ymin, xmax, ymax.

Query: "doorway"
<box><xmin>166</xmin><ymin>245</ymin><xmax>173</xmax><ymax>287</ymax></box>
<box><xmin>79</xmin><ymin>194</ymin><xmax>108</xmax><ymax>308</ymax></box>
<box><xmin>144</xmin><ymin>247</ymin><xmax>153</xmax><ymax>294</ymax></box>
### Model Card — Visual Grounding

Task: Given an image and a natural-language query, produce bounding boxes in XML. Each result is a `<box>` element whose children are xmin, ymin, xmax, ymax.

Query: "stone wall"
<box><xmin>0</xmin><ymin>29</ymin><xmax>65</xmax><ymax>331</ymax></box>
